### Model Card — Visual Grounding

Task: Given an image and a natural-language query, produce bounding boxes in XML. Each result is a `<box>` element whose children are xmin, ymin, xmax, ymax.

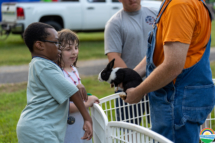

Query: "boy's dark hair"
<box><xmin>23</xmin><ymin>22</ymin><xmax>54</xmax><ymax>52</ymax></box>
<box><xmin>57</xmin><ymin>29</ymin><xmax>79</xmax><ymax>68</ymax></box>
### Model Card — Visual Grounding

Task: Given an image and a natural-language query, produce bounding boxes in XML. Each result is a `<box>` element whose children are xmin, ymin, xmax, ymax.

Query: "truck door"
<box><xmin>61</xmin><ymin>0</ymin><xmax>82</xmax><ymax>30</ymax></box>
<box><xmin>109</xmin><ymin>0</ymin><xmax>122</xmax><ymax>16</ymax></box>
<box><xmin>82</xmin><ymin>0</ymin><xmax>110</xmax><ymax>30</ymax></box>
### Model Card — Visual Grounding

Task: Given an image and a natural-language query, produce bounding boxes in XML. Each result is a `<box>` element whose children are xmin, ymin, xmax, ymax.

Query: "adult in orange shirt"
<box><xmin>123</xmin><ymin>0</ymin><xmax>214</xmax><ymax>142</ymax></box>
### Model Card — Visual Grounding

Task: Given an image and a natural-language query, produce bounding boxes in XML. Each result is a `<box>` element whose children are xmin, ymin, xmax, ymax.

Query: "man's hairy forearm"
<box><xmin>134</xmin><ymin>57</ymin><xmax>147</xmax><ymax>78</ymax></box>
<box><xmin>136</xmin><ymin>62</ymin><xmax>181</xmax><ymax>95</ymax></box>
<box><xmin>136</xmin><ymin>42</ymin><xmax>189</xmax><ymax>95</ymax></box>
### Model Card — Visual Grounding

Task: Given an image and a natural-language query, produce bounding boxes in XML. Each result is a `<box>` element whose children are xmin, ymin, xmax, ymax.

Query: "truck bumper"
<box><xmin>0</xmin><ymin>22</ymin><xmax>24</xmax><ymax>34</ymax></box>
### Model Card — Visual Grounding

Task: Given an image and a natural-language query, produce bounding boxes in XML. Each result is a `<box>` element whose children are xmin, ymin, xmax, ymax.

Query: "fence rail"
<box><xmin>91</xmin><ymin>103</ymin><xmax>173</xmax><ymax>143</ymax></box>
<box><xmin>106</xmin><ymin>122</ymin><xmax>173</xmax><ymax>143</ymax></box>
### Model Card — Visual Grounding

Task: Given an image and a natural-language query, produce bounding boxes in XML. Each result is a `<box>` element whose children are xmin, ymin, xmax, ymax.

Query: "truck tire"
<box><xmin>44</xmin><ymin>21</ymin><xmax>62</xmax><ymax>31</ymax></box>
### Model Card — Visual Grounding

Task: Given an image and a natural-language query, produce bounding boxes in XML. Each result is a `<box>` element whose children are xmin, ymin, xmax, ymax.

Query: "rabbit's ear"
<box><xmin>107</xmin><ymin>59</ymin><xmax>115</xmax><ymax>70</ymax></box>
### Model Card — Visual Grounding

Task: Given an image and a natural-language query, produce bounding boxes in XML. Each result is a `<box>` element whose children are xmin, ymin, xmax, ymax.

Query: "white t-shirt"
<box><xmin>63</xmin><ymin>66</ymin><xmax>92</xmax><ymax>143</ymax></box>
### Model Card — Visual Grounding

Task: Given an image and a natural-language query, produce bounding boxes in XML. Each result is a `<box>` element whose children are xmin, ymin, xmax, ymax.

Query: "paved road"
<box><xmin>1</xmin><ymin>48</ymin><xmax>215</xmax><ymax>84</ymax></box>
<box><xmin>0</xmin><ymin>59</ymin><xmax>109</xmax><ymax>84</ymax></box>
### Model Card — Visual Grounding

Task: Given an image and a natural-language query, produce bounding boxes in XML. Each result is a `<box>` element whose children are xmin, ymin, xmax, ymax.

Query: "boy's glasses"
<box><xmin>40</xmin><ymin>40</ymin><xmax>61</xmax><ymax>47</ymax></box>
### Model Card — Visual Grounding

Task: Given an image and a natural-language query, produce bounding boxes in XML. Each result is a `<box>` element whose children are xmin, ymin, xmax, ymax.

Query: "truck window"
<box><xmin>112</xmin><ymin>0</ymin><xmax>119</xmax><ymax>2</ymax></box>
<box><xmin>87</xmin><ymin>0</ymin><xmax>105</xmax><ymax>2</ymax></box>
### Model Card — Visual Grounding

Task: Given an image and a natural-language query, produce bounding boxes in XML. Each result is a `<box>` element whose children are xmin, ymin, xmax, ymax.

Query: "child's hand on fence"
<box><xmin>76</xmin><ymin>84</ymin><xmax>88</xmax><ymax>102</ymax></box>
<box><xmin>82</xmin><ymin>120</ymin><xmax>93</xmax><ymax>140</ymax></box>
<box><xmin>86</xmin><ymin>96</ymin><xmax>100</xmax><ymax>107</ymax></box>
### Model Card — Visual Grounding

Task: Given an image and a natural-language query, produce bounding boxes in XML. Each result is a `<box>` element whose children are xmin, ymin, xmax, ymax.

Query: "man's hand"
<box><xmin>124</xmin><ymin>87</ymin><xmax>145</xmax><ymax>104</ymax></box>
<box><xmin>76</xmin><ymin>84</ymin><xmax>88</xmax><ymax>102</ymax></box>
<box><xmin>81</xmin><ymin>120</ymin><xmax>93</xmax><ymax>140</ymax></box>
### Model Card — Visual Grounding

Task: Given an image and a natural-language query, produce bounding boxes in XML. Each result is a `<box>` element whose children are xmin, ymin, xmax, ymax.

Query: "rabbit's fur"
<box><xmin>98</xmin><ymin>59</ymin><xmax>143</xmax><ymax>92</ymax></box>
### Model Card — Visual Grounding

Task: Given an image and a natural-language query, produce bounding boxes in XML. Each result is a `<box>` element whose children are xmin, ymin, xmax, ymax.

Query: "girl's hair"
<box><xmin>57</xmin><ymin>29</ymin><xmax>79</xmax><ymax>69</ymax></box>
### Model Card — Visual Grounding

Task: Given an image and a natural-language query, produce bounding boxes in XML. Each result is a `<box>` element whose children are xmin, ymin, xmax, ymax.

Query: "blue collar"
<box><xmin>32</xmin><ymin>56</ymin><xmax>63</xmax><ymax>71</ymax></box>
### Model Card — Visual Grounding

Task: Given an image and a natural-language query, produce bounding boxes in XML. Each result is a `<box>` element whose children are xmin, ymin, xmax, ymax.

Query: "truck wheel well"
<box><xmin>39</xmin><ymin>16</ymin><xmax>64</xmax><ymax>29</ymax></box>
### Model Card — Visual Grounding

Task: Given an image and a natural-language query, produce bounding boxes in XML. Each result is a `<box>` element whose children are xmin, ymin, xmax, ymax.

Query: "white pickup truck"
<box><xmin>0</xmin><ymin>0</ymin><xmax>161</xmax><ymax>37</ymax></box>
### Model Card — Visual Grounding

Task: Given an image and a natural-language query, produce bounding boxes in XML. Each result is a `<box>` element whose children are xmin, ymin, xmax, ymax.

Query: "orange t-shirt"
<box><xmin>153</xmin><ymin>0</ymin><xmax>211</xmax><ymax>69</ymax></box>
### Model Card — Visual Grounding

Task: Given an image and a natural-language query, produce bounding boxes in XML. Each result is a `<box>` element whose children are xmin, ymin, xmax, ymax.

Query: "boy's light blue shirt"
<box><xmin>17</xmin><ymin>57</ymin><xmax>78</xmax><ymax>143</ymax></box>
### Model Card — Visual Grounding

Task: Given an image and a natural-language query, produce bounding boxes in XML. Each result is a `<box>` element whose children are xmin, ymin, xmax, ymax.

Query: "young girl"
<box><xmin>58</xmin><ymin>29</ymin><xmax>99</xmax><ymax>143</ymax></box>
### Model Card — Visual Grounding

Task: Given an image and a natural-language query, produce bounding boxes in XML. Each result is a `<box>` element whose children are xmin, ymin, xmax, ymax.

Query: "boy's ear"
<box><xmin>34</xmin><ymin>41</ymin><xmax>45</xmax><ymax>51</ymax></box>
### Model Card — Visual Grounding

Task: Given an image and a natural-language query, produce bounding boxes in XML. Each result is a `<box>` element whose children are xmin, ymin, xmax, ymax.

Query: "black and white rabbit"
<box><xmin>98</xmin><ymin>59</ymin><xmax>143</xmax><ymax>99</ymax></box>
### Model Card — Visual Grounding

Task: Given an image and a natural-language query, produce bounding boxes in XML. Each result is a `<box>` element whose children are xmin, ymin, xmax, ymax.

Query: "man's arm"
<box><xmin>70</xmin><ymin>91</ymin><xmax>93</xmax><ymax>140</ymax></box>
<box><xmin>107</xmin><ymin>52</ymin><xmax>127</xmax><ymax>68</ymax></box>
<box><xmin>125</xmin><ymin>42</ymin><xmax>189</xmax><ymax>104</ymax></box>
<box><xmin>104</xmin><ymin>16</ymin><xmax>126</xmax><ymax>68</ymax></box>
<box><xmin>133</xmin><ymin>57</ymin><xmax>147</xmax><ymax>78</ymax></box>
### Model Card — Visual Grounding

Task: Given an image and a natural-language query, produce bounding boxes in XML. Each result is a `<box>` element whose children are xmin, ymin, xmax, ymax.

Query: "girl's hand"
<box><xmin>86</xmin><ymin>96</ymin><xmax>100</xmax><ymax>107</ymax></box>
<box><xmin>76</xmin><ymin>84</ymin><xmax>88</xmax><ymax>102</ymax></box>
<box><xmin>81</xmin><ymin>120</ymin><xmax>93</xmax><ymax>140</ymax></box>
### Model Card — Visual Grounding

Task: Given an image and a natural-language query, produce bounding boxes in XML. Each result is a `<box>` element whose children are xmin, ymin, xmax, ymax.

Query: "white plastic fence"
<box><xmin>91</xmin><ymin>103</ymin><xmax>173</xmax><ymax>143</ymax></box>
<box><xmin>99</xmin><ymin>91</ymin><xmax>215</xmax><ymax>131</ymax></box>
<box><xmin>91</xmin><ymin>103</ymin><xmax>108</xmax><ymax>143</ymax></box>
<box><xmin>106</xmin><ymin>122</ymin><xmax>173</xmax><ymax>143</ymax></box>
<box><xmin>91</xmin><ymin>79</ymin><xmax>215</xmax><ymax>143</ymax></box>
<box><xmin>99</xmin><ymin>93</ymin><xmax>151</xmax><ymax>129</ymax></box>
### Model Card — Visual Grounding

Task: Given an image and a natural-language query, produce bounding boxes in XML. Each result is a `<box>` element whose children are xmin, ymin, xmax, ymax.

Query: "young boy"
<box><xmin>16</xmin><ymin>22</ymin><xmax>93</xmax><ymax>142</ymax></box>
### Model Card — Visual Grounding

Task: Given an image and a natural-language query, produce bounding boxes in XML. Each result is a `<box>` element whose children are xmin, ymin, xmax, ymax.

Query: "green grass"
<box><xmin>0</xmin><ymin>32</ymin><xmax>105</xmax><ymax>66</ymax></box>
<box><xmin>212</xmin><ymin>21</ymin><xmax>215</xmax><ymax>47</ymax></box>
<box><xmin>0</xmin><ymin>90</ymin><xmax>26</xmax><ymax>143</ymax></box>
<box><xmin>2</xmin><ymin>61</ymin><xmax>215</xmax><ymax>142</ymax></box>
<box><xmin>0</xmin><ymin>20</ymin><xmax>215</xmax><ymax>66</ymax></box>
<box><xmin>82</xmin><ymin>76</ymin><xmax>114</xmax><ymax>99</ymax></box>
